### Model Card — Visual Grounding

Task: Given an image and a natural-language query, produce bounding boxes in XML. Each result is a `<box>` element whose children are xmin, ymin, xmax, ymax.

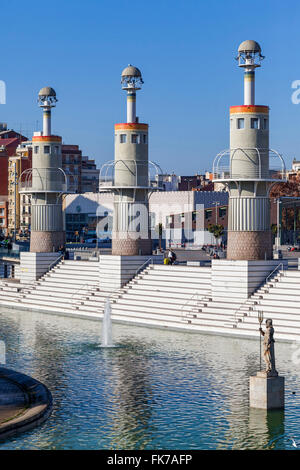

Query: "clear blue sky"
<box><xmin>1</xmin><ymin>0</ymin><xmax>300</xmax><ymax>174</ymax></box>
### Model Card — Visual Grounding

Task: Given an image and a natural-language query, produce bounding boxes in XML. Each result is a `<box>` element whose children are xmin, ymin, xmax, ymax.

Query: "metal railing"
<box><xmin>99</xmin><ymin>160</ymin><xmax>164</xmax><ymax>190</ymax></box>
<box><xmin>232</xmin><ymin>298</ymin><xmax>253</xmax><ymax>326</ymax></box>
<box><xmin>135</xmin><ymin>257</ymin><xmax>154</xmax><ymax>276</ymax></box>
<box><xmin>19</xmin><ymin>167</ymin><xmax>68</xmax><ymax>193</ymax></box>
<box><xmin>47</xmin><ymin>254</ymin><xmax>63</xmax><ymax>273</ymax></box>
<box><xmin>180</xmin><ymin>292</ymin><xmax>204</xmax><ymax>321</ymax></box>
<box><xmin>212</xmin><ymin>148</ymin><xmax>286</xmax><ymax>181</ymax></box>
<box><xmin>266</xmin><ymin>263</ymin><xmax>284</xmax><ymax>284</ymax></box>
<box><xmin>231</xmin><ymin>262</ymin><xmax>285</xmax><ymax>327</ymax></box>
<box><xmin>71</xmin><ymin>282</ymin><xmax>91</xmax><ymax>306</ymax></box>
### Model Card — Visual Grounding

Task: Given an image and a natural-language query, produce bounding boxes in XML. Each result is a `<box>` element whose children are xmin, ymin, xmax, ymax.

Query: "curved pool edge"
<box><xmin>0</xmin><ymin>367</ymin><xmax>53</xmax><ymax>441</ymax></box>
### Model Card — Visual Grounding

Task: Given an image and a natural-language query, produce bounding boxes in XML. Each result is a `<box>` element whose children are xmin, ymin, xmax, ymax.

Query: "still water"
<box><xmin>0</xmin><ymin>307</ymin><xmax>299</xmax><ymax>450</ymax></box>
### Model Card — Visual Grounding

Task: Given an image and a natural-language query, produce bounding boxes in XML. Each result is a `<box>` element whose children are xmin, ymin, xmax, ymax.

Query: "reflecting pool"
<box><xmin>0</xmin><ymin>307</ymin><xmax>299</xmax><ymax>450</ymax></box>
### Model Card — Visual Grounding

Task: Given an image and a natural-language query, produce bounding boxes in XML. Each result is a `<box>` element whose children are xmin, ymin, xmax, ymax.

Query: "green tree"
<box><xmin>271</xmin><ymin>224</ymin><xmax>277</xmax><ymax>235</ymax></box>
<box><xmin>208</xmin><ymin>224</ymin><xmax>224</xmax><ymax>243</ymax></box>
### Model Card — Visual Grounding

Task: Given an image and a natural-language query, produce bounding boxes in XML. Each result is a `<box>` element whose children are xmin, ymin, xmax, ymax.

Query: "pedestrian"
<box><xmin>7</xmin><ymin>241</ymin><xmax>12</xmax><ymax>255</ymax></box>
<box><xmin>168</xmin><ymin>249</ymin><xmax>177</xmax><ymax>265</ymax></box>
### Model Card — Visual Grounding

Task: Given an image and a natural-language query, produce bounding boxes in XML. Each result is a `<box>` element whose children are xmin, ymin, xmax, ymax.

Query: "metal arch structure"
<box><xmin>212</xmin><ymin>148</ymin><xmax>286</xmax><ymax>182</ymax></box>
<box><xmin>99</xmin><ymin>159</ymin><xmax>164</xmax><ymax>191</ymax></box>
<box><xmin>19</xmin><ymin>167</ymin><xmax>69</xmax><ymax>200</ymax></box>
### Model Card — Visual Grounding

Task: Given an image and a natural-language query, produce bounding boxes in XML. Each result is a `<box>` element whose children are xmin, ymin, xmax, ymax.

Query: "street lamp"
<box><xmin>274</xmin><ymin>198</ymin><xmax>282</xmax><ymax>250</ymax></box>
<box><xmin>213</xmin><ymin>201</ymin><xmax>220</xmax><ymax>225</ymax></box>
<box><xmin>11</xmin><ymin>161</ymin><xmax>18</xmax><ymax>244</ymax></box>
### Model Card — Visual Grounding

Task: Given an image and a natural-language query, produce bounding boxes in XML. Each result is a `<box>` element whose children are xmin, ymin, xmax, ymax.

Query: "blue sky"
<box><xmin>1</xmin><ymin>0</ymin><xmax>300</xmax><ymax>174</ymax></box>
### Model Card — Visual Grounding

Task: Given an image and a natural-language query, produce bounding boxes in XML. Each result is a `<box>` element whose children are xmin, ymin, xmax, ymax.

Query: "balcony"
<box><xmin>99</xmin><ymin>160</ymin><xmax>164</xmax><ymax>191</ymax></box>
<box><xmin>212</xmin><ymin>148</ymin><xmax>286</xmax><ymax>182</ymax></box>
<box><xmin>19</xmin><ymin>168</ymin><xmax>68</xmax><ymax>194</ymax></box>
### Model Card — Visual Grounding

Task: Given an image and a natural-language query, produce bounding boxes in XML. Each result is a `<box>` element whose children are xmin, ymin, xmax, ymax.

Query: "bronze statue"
<box><xmin>259</xmin><ymin>319</ymin><xmax>278</xmax><ymax>377</ymax></box>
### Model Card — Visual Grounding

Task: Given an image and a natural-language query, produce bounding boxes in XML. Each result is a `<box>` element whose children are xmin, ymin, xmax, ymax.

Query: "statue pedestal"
<box><xmin>249</xmin><ymin>372</ymin><xmax>284</xmax><ymax>409</ymax></box>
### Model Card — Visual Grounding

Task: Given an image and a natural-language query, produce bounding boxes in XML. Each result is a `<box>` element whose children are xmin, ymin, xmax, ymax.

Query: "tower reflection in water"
<box><xmin>107</xmin><ymin>340</ymin><xmax>156</xmax><ymax>450</ymax></box>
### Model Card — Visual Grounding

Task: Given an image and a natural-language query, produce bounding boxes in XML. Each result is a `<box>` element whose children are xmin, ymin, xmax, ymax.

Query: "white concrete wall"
<box><xmin>99</xmin><ymin>255</ymin><xmax>163</xmax><ymax>292</ymax></box>
<box><xmin>211</xmin><ymin>259</ymin><xmax>288</xmax><ymax>300</ymax></box>
<box><xmin>20</xmin><ymin>252</ymin><xmax>61</xmax><ymax>284</ymax></box>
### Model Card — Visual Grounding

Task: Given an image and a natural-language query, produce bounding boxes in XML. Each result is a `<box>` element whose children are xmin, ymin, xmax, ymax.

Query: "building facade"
<box><xmin>8</xmin><ymin>143</ymin><xmax>32</xmax><ymax>238</ymax></box>
<box><xmin>62</xmin><ymin>145</ymin><xmax>82</xmax><ymax>193</ymax></box>
<box><xmin>81</xmin><ymin>156</ymin><xmax>100</xmax><ymax>192</ymax></box>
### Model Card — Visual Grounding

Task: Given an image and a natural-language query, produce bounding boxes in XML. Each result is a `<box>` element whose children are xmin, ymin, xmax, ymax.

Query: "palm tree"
<box><xmin>208</xmin><ymin>223</ymin><xmax>224</xmax><ymax>245</ymax></box>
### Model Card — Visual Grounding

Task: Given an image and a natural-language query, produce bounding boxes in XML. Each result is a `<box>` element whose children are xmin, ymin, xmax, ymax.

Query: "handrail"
<box><xmin>47</xmin><ymin>254</ymin><xmax>63</xmax><ymax>273</ymax></box>
<box><xmin>233</xmin><ymin>297</ymin><xmax>252</xmax><ymax>326</ymax></box>
<box><xmin>71</xmin><ymin>282</ymin><xmax>91</xmax><ymax>304</ymax></box>
<box><xmin>135</xmin><ymin>257</ymin><xmax>153</xmax><ymax>275</ymax></box>
<box><xmin>232</xmin><ymin>262</ymin><xmax>284</xmax><ymax>326</ymax></box>
<box><xmin>180</xmin><ymin>292</ymin><xmax>202</xmax><ymax>320</ymax></box>
<box><xmin>266</xmin><ymin>263</ymin><xmax>284</xmax><ymax>284</ymax></box>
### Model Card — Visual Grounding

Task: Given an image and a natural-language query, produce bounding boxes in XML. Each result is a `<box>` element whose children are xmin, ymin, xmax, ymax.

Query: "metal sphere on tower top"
<box><xmin>38</xmin><ymin>86</ymin><xmax>58</xmax><ymax>107</ymax></box>
<box><xmin>121</xmin><ymin>64</ymin><xmax>144</xmax><ymax>90</ymax></box>
<box><xmin>236</xmin><ymin>40</ymin><xmax>265</xmax><ymax>68</ymax></box>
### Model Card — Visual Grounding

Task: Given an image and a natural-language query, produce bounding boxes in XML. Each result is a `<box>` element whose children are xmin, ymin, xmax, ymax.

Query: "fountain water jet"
<box><xmin>101</xmin><ymin>298</ymin><xmax>114</xmax><ymax>347</ymax></box>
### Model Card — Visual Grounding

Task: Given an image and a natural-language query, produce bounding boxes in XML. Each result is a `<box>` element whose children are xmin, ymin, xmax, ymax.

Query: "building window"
<box><xmin>263</xmin><ymin>118</ymin><xmax>268</xmax><ymax>130</ymax></box>
<box><xmin>205</xmin><ymin>209</ymin><xmax>212</xmax><ymax>219</ymax></box>
<box><xmin>54</xmin><ymin>146</ymin><xmax>59</xmax><ymax>154</ymax></box>
<box><xmin>237</xmin><ymin>118</ymin><xmax>244</xmax><ymax>129</ymax></box>
<box><xmin>44</xmin><ymin>145</ymin><xmax>50</xmax><ymax>153</ymax></box>
<box><xmin>120</xmin><ymin>134</ymin><xmax>127</xmax><ymax>143</ymax></box>
<box><xmin>251</xmin><ymin>118</ymin><xmax>259</xmax><ymax>129</ymax></box>
<box><xmin>131</xmin><ymin>134</ymin><xmax>139</xmax><ymax>144</ymax></box>
<box><xmin>143</xmin><ymin>134</ymin><xmax>147</xmax><ymax>144</ymax></box>
<box><xmin>34</xmin><ymin>146</ymin><xmax>39</xmax><ymax>154</ymax></box>
<box><xmin>219</xmin><ymin>207</ymin><xmax>227</xmax><ymax>218</ymax></box>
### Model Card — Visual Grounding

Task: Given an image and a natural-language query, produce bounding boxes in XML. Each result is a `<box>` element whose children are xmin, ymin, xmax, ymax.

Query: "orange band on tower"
<box><xmin>32</xmin><ymin>135</ymin><xmax>62</xmax><ymax>142</ymax></box>
<box><xmin>115</xmin><ymin>123</ymin><xmax>148</xmax><ymax>130</ymax></box>
<box><xmin>230</xmin><ymin>105</ymin><xmax>269</xmax><ymax>114</ymax></box>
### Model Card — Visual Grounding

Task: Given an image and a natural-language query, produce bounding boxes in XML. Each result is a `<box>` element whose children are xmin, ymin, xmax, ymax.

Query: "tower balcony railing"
<box><xmin>18</xmin><ymin>168</ymin><xmax>68</xmax><ymax>194</ymax></box>
<box><xmin>212</xmin><ymin>148</ymin><xmax>286</xmax><ymax>181</ymax></box>
<box><xmin>99</xmin><ymin>160</ymin><xmax>164</xmax><ymax>191</ymax></box>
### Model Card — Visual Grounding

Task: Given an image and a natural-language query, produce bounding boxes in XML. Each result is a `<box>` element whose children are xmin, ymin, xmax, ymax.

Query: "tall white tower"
<box><xmin>98</xmin><ymin>66</ymin><xmax>163</xmax><ymax>292</ymax></box>
<box><xmin>100</xmin><ymin>65</ymin><xmax>152</xmax><ymax>256</ymax></box>
<box><xmin>20</xmin><ymin>87</ymin><xmax>67</xmax><ymax>253</ymax></box>
<box><xmin>213</xmin><ymin>40</ymin><xmax>286</xmax><ymax>260</ymax></box>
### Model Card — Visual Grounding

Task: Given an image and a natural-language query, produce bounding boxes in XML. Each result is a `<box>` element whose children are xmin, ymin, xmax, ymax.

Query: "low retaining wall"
<box><xmin>0</xmin><ymin>367</ymin><xmax>53</xmax><ymax>440</ymax></box>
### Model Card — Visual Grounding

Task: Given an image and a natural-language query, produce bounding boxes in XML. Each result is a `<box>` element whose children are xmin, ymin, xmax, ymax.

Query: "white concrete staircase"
<box><xmin>107</xmin><ymin>264</ymin><xmax>213</xmax><ymax>329</ymax></box>
<box><xmin>0</xmin><ymin>280</ymin><xmax>24</xmax><ymax>303</ymax></box>
<box><xmin>0</xmin><ymin>260</ymin><xmax>103</xmax><ymax>318</ymax></box>
<box><xmin>1</xmin><ymin>259</ymin><xmax>300</xmax><ymax>342</ymax></box>
<box><xmin>223</xmin><ymin>269</ymin><xmax>300</xmax><ymax>340</ymax></box>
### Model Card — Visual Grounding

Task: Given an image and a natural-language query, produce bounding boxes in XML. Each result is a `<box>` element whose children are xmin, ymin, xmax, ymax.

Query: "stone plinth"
<box><xmin>211</xmin><ymin>259</ymin><xmax>288</xmax><ymax>301</ymax></box>
<box><xmin>227</xmin><ymin>231</ymin><xmax>272</xmax><ymax>260</ymax></box>
<box><xmin>99</xmin><ymin>255</ymin><xmax>163</xmax><ymax>292</ymax></box>
<box><xmin>250</xmin><ymin>373</ymin><xmax>285</xmax><ymax>409</ymax></box>
<box><xmin>20</xmin><ymin>252</ymin><xmax>61</xmax><ymax>284</ymax></box>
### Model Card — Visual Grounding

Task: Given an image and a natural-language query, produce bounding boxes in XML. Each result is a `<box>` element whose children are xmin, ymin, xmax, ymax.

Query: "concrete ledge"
<box><xmin>250</xmin><ymin>374</ymin><xmax>285</xmax><ymax>409</ymax></box>
<box><xmin>0</xmin><ymin>367</ymin><xmax>53</xmax><ymax>441</ymax></box>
